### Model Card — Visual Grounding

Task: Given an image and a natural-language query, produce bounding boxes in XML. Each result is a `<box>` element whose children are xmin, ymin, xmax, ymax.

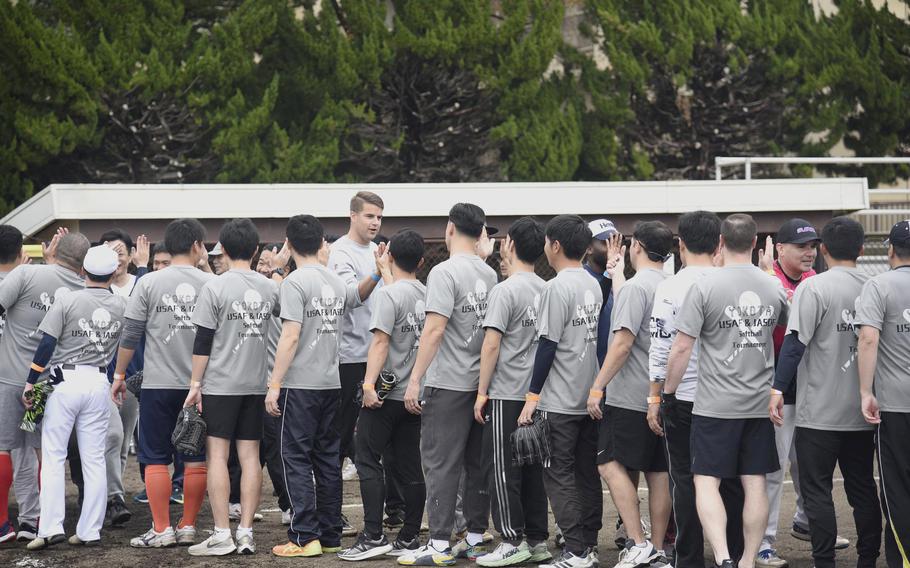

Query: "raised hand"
<box><xmin>758</xmin><ymin>235</ymin><xmax>775</xmax><ymax>272</ymax></box>
<box><xmin>131</xmin><ymin>234</ymin><xmax>150</xmax><ymax>268</ymax></box>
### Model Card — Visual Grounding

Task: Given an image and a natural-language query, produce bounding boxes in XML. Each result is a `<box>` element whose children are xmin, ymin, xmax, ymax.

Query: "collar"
<box><xmin>583</xmin><ymin>263</ymin><xmax>604</xmax><ymax>282</ymax></box>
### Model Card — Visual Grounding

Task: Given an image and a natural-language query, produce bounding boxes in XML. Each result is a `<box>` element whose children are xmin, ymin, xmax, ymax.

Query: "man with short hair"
<box><xmin>23</xmin><ymin>244</ymin><xmax>127</xmax><ymax>550</ymax></box>
<box><xmin>398</xmin><ymin>203</ymin><xmax>499</xmax><ymax>566</ymax></box>
<box><xmin>518</xmin><ymin>214</ymin><xmax>603</xmax><ymax>568</ymax></box>
<box><xmin>472</xmin><ymin>217</ymin><xmax>550</xmax><ymax>567</ymax></box>
<box><xmin>588</xmin><ymin>221</ymin><xmax>673</xmax><ymax>568</ymax></box>
<box><xmin>112</xmin><ymin>218</ymin><xmax>215</xmax><ymax>549</ymax></box>
<box><xmin>665</xmin><ymin>213</ymin><xmax>789</xmax><ymax>568</ymax></box>
<box><xmin>856</xmin><ymin>219</ymin><xmax>910</xmax><ymax>568</ymax></box>
<box><xmin>183</xmin><ymin>219</ymin><xmax>279</xmax><ymax>556</ymax></box>
<box><xmin>0</xmin><ymin>231</ymin><xmax>89</xmax><ymax>543</ymax></box>
<box><xmin>209</xmin><ymin>242</ymin><xmax>227</xmax><ymax>275</ymax></box>
<box><xmin>153</xmin><ymin>243</ymin><xmax>172</xmax><ymax>271</ymax></box>
<box><xmin>769</xmin><ymin>216</ymin><xmax>881</xmax><ymax>568</ymax></box>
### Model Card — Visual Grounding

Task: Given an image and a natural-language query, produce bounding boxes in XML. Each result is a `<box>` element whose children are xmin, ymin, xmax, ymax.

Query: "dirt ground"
<box><xmin>0</xmin><ymin>456</ymin><xmax>872</xmax><ymax>568</ymax></box>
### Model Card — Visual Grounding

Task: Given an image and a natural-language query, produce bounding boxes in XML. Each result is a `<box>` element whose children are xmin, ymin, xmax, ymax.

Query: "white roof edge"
<box><xmin>2</xmin><ymin>179</ymin><xmax>869</xmax><ymax>236</ymax></box>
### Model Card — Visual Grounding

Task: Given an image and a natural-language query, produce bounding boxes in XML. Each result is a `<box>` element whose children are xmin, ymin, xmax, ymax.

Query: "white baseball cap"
<box><xmin>83</xmin><ymin>245</ymin><xmax>119</xmax><ymax>275</ymax></box>
<box><xmin>209</xmin><ymin>242</ymin><xmax>223</xmax><ymax>256</ymax></box>
<box><xmin>588</xmin><ymin>219</ymin><xmax>618</xmax><ymax>241</ymax></box>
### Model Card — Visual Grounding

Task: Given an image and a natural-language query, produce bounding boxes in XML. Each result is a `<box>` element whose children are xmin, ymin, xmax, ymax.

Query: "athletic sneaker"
<box><xmin>342</xmin><ymin>458</ymin><xmax>359</xmax><ymax>481</ymax></box>
<box><xmin>452</xmin><ymin>538</ymin><xmax>487</xmax><ymax>560</ymax></box>
<box><xmin>26</xmin><ymin>534</ymin><xmax>66</xmax><ymax>550</ymax></box>
<box><xmin>555</xmin><ymin>527</ymin><xmax>566</xmax><ymax>549</ymax></box>
<box><xmin>755</xmin><ymin>549</ymin><xmax>788</xmax><ymax>568</ymax></box>
<box><xmin>397</xmin><ymin>543</ymin><xmax>456</xmax><ymax>566</ymax></box>
<box><xmin>540</xmin><ymin>549</ymin><xmax>595</xmax><ymax>568</ymax></box>
<box><xmin>614</xmin><ymin>541</ymin><xmax>658</xmax><ymax>568</ymax></box>
<box><xmin>237</xmin><ymin>533</ymin><xmax>256</xmax><ymax>555</ymax></box>
<box><xmin>587</xmin><ymin>547</ymin><xmax>599</xmax><ymax>568</ymax></box>
<box><xmin>342</xmin><ymin>513</ymin><xmax>357</xmax><ymax>536</ymax></box>
<box><xmin>281</xmin><ymin>509</ymin><xmax>291</xmax><ymax>525</ymax></box>
<box><xmin>176</xmin><ymin>525</ymin><xmax>197</xmax><ymax>546</ymax></box>
<box><xmin>228</xmin><ymin>503</ymin><xmax>264</xmax><ymax>522</ymax></box>
<box><xmin>67</xmin><ymin>535</ymin><xmax>101</xmax><ymax>546</ymax></box>
<box><xmin>387</xmin><ymin>535</ymin><xmax>421</xmax><ymax>557</ymax></box>
<box><xmin>384</xmin><ymin>512</ymin><xmax>405</xmax><ymax>529</ymax></box>
<box><xmin>133</xmin><ymin>489</ymin><xmax>149</xmax><ymax>504</ymax></box>
<box><xmin>131</xmin><ymin>526</ymin><xmax>177</xmax><ymax>548</ymax></box>
<box><xmin>714</xmin><ymin>560</ymin><xmax>735</xmax><ymax>568</ymax></box>
<box><xmin>188</xmin><ymin>532</ymin><xmax>237</xmax><ymax>556</ymax></box>
<box><xmin>790</xmin><ymin>523</ymin><xmax>849</xmax><ymax>549</ymax></box>
<box><xmin>107</xmin><ymin>495</ymin><xmax>132</xmax><ymax>526</ymax></box>
<box><xmin>273</xmin><ymin>540</ymin><xmax>323</xmax><ymax>557</ymax></box>
<box><xmin>0</xmin><ymin>521</ymin><xmax>15</xmax><ymax>544</ymax></box>
<box><xmin>323</xmin><ymin>543</ymin><xmax>343</xmax><ymax>553</ymax></box>
<box><xmin>170</xmin><ymin>487</ymin><xmax>184</xmax><ymax>504</ymax></box>
<box><xmin>650</xmin><ymin>551</ymin><xmax>673</xmax><ymax>568</ymax></box>
<box><xmin>614</xmin><ymin>519</ymin><xmax>652</xmax><ymax>550</ymax></box>
<box><xmin>477</xmin><ymin>541</ymin><xmax>533</xmax><ymax>567</ymax></box>
<box><xmin>339</xmin><ymin>533</ymin><xmax>394</xmax><ymax>561</ymax></box>
<box><xmin>16</xmin><ymin>522</ymin><xmax>38</xmax><ymax>542</ymax></box>
<box><xmin>529</xmin><ymin>542</ymin><xmax>553</xmax><ymax>563</ymax></box>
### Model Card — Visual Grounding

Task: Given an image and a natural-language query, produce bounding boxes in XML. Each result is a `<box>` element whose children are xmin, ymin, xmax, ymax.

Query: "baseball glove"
<box><xmin>20</xmin><ymin>382</ymin><xmax>55</xmax><ymax>433</ymax></box>
<box><xmin>377</xmin><ymin>369</ymin><xmax>399</xmax><ymax>401</ymax></box>
<box><xmin>511</xmin><ymin>411</ymin><xmax>551</xmax><ymax>467</ymax></box>
<box><xmin>171</xmin><ymin>406</ymin><xmax>207</xmax><ymax>456</ymax></box>
<box><xmin>124</xmin><ymin>371</ymin><xmax>143</xmax><ymax>397</ymax></box>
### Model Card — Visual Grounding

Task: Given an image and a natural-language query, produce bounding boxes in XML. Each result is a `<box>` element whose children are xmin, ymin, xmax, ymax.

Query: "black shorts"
<box><xmin>202</xmin><ymin>394</ymin><xmax>265</xmax><ymax>441</ymax></box>
<box><xmin>138</xmin><ymin>388</ymin><xmax>206</xmax><ymax>464</ymax></box>
<box><xmin>597</xmin><ymin>404</ymin><xmax>667</xmax><ymax>472</ymax></box>
<box><xmin>690</xmin><ymin>415</ymin><xmax>779</xmax><ymax>478</ymax></box>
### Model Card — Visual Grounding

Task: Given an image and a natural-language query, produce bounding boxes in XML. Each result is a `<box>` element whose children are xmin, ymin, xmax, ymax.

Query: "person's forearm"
<box><xmin>190</xmin><ymin>354</ymin><xmax>210</xmax><ymax>387</ymax></box>
<box><xmin>772</xmin><ymin>333</ymin><xmax>805</xmax><ymax>393</ymax></box>
<box><xmin>857</xmin><ymin>328</ymin><xmax>879</xmax><ymax>397</ymax></box>
<box><xmin>649</xmin><ymin>381</ymin><xmax>662</xmax><ymax>398</ymax></box>
<box><xmin>591</xmin><ymin>335</ymin><xmax>632</xmax><ymax>391</ymax></box>
<box><xmin>114</xmin><ymin>346</ymin><xmax>136</xmax><ymax>377</ymax></box>
<box><xmin>408</xmin><ymin>325</ymin><xmax>444</xmax><ymax>386</ymax></box>
<box><xmin>664</xmin><ymin>338</ymin><xmax>694</xmax><ymax>394</ymax></box>
<box><xmin>478</xmin><ymin>331</ymin><xmax>502</xmax><ymax>396</ymax></box>
<box><xmin>364</xmin><ymin>334</ymin><xmax>390</xmax><ymax>386</ymax></box>
<box><xmin>27</xmin><ymin>334</ymin><xmax>58</xmax><ymax>384</ymax></box>
<box><xmin>528</xmin><ymin>338</ymin><xmax>557</xmax><ymax>394</ymax></box>
<box><xmin>268</xmin><ymin>331</ymin><xmax>300</xmax><ymax>388</ymax></box>
<box><xmin>357</xmin><ymin>274</ymin><xmax>381</xmax><ymax>302</ymax></box>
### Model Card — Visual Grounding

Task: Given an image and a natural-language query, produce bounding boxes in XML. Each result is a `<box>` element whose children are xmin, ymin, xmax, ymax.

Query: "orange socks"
<box><xmin>179</xmin><ymin>464</ymin><xmax>207</xmax><ymax>529</ymax></box>
<box><xmin>145</xmin><ymin>464</ymin><xmax>172</xmax><ymax>532</ymax></box>
<box><xmin>0</xmin><ymin>454</ymin><xmax>11</xmax><ymax>527</ymax></box>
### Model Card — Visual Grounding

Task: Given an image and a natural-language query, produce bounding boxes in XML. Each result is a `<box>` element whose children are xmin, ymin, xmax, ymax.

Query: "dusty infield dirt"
<box><xmin>0</xmin><ymin>456</ymin><xmax>871</xmax><ymax>568</ymax></box>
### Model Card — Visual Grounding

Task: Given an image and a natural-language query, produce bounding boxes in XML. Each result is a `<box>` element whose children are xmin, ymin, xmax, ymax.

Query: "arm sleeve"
<box><xmin>528</xmin><ymin>337</ymin><xmax>557</xmax><ymax>394</ymax></box>
<box><xmin>596</xmin><ymin>290</ymin><xmax>613</xmax><ymax>366</ymax></box>
<box><xmin>119</xmin><ymin>317</ymin><xmax>146</xmax><ymax>350</ymax></box>
<box><xmin>27</xmin><ymin>333</ymin><xmax>58</xmax><ymax>384</ymax></box>
<box><xmin>192</xmin><ymin>325</ymin><xmax>216</xmax><ymax>357</ymax></box>
<box><xmin>772</xmin><ymin>332</ymin><xmax>806</xmax><ymax>393</ymax></box>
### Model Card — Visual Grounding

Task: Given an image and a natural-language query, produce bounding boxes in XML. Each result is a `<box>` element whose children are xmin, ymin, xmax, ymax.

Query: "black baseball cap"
<box><xmin>448</xmin><ymin>203</ymin><xmax>487</xmax><ymax>239</ymax></box>
<box><xmin>776</xmin><ymin>218</ymin><xmax>820</xmax><ymax>244</ymax></box>
<box><xmin>884</xmin><ymin>220</ymin><xmax>910</xmax><ymax>247</ymax></box>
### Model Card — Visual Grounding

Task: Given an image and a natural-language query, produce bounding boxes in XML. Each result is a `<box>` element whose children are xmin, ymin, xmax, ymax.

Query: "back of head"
<box><xmin>56</xmin><ymin>233</ymin><xmax>92</xmax><ymax>270</ymax></box>
<box><xmin>545</xmin><ymin>215</ymin><xmax>592</xmax><ymax>261</ymax></box>
<box><xmin>821</xmin><ymin>216</ymin><xmax>864</xmax><ymax>261</ymax></box>
<box><xmin>219</xmin><ymin>218</ymin><xmax>260</xmax><ymax>261</ymax></box>
<box><xmin>0</xmin><ymin>225</ymin><xmax>23</xmax><ymax>264</ymax></box>
<box><xmin>286</xmin><ymin>215</ymin><xmax>324</xmax><ymax>257</ymax></box>
<box><xmin>98</xmin><ymin>228</ymin><xmax>134</xmax><ymax>251</ymax></box>
<box><xmin>164</xmin><ymin>218</ymin><xmax>207</xmax><ymax>256</ymax></box>
<box><xmin>678</xmin><ymin>211</ymin><xmax>721</xmax><ymax>255</ymax></box>
<box><xmin>508</xmin><ymin>217</ymin><xmax>545</xmax><ymax>264</ymax></box>
<box><xmin>351</xmin><ymin>191</ymin><xmax>385</xmax><ymax>213</ymax></box>
<box><xmin>83</xmin><ymin>244</ymin><xmax>120</xmax><ymax>282</ymax></box>
<box><xmin>886</xmin><ymin>220</ymin><xmax>910</xmax><ymax>260</ymax></box>
<box><xmin>389</xmin><ymin>229</ymin><xmax>425</xmax><ymax>273</ymax></box>
<box><xmin>633</xmin><ymin>221</ymin><xmax>674</xmax><ymax>262</ymax></box>
<box><xmin>721</xmin><ymin>213</ymin><xmax>758</xmax><ymax>254</ymax></box>
<box><xmin>448</xmin><ymin>203</ymin><xmax>486</xmax><ymax>239</ymax></box>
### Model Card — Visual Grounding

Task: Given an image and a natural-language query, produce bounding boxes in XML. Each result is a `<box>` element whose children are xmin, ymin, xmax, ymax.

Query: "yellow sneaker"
<box><xmin>272</xmin><ymin>540</ymin><xmax>323</xmax><ymax>557</ymax></box>
<box><xmin>321</xmin><ymin>543</ymin><xmax>343</xmax><ymax>553</ymax></box>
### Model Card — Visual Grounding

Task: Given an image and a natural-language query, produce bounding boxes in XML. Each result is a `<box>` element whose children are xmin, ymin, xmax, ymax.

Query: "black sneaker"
<box><xmin>387</xmin><ymin>535</ymin><xmax>420</xmax><ymax>557</ymax></box>
<box><xmin>714</xmin><ymin>560</ymin><xmax>735</xmax><ymax>568</ymax></box>
<box><xmin>338</xmin><ymin>533</ymin><xmax>393</xmax><ymax>561</ymax></box>
<box><xmin>107</xmin><ymin>496</ymin><xmax>132</xmax><ymax>526</ymax></box>
<box><xmin>16</xmin><ymin>522</ymin><xmax>38</xmax><ymax>542</ymax></box>
<box><xmin>383</xmin><ymin>512</ymin><xmax>405</xmax><ymax>530</ymax></box>
<box><xmin>341</xmin><ymin>513</ymin><xmax>357</xmax><ymax>537</ymax></box>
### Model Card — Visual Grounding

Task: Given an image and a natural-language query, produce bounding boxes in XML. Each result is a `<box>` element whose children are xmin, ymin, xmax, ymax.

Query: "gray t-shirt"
<box><xmin>279</xmin><ymin>264</ymin><xmax>361</xmax><ymax>390</ymax></box>
<box><xmin>855</xmin><ymin>266</ymin><xmax>910</xmax><ymax>413</ymax></box>
<box><xmin>126</xmin><ymin>265</ymin><xmax>215</xmax><ymax>390</ymax></box>
<box><xmin>0</xmin><ymin>264</ymin><xmax>85</xmax><ymax>387</ymax></box>
<box><xmin>605</xmin><ymin>268</ymin><xmax>666</xmax><ymax>412</ymax></box>
<box><xmin>537</xmin><ymin>268</ymin><xmax>603</xmax><ymax>415</ymax></box>
<box><xmin>788</xmin><ymin>267</ymin><xmax>871</xmax><ymax>431</ymax></box>
<box><xmin>329</xmin><ymin>236</ymin><xmax>379</xmax><ymax>364</ymax></box>
<box><xmin>192</xmin><ymin>269</ymin><xmax>279</xmax><ymax>396</ymax></box>
<box><xmin>482</xmin><ymin>272</ymin><xmax>546</xmax><ymax>401</ymax></box>
<box><xmin>40</xmin><ymin>288</ymin><xmax>127</xmax><ymax>368</ymax></box>
<box><xmin>0</xmin><ymin>271</ymin><xmax>8</xmax><ymax>338</ymax></box>
<box><xmin>369</xmin><ymin>279</ymin><xmax>427</xmax><ymax>401</ymax></box>
<box><xmin>676</xmin><ymin>264</ymin><xmax>789</xmax><ymax>419</ymax></box>
<box><xmin>424</xmin><ymin>254</ymin><xmax>499</xmax><ymax>392</ymax></box>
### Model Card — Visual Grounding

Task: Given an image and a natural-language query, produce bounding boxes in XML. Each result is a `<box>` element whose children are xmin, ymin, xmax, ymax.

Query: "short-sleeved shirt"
<box><xmin>423</xmin><ymin>254</ymin><xmax>499</xmax><ymax>392</ymax></box>
<box><xmin>788</xmin><ymin>267</ymin><xmax>871</xmax><ymax>430</ymax></box>
<box><xmin>279</xmin><ymin>264</ymin><xmax>362</xmax><ymax>390</ymax></box>
<box><xmin>125</xmin><ymin>264</ymin><xmax>215</xmax><ymax>390</ymax></box>
<box><xmin>40</xmin><ymin>288</ymin><xmax>127</xmax><ymax>368</ymax></box>
<box><xmin>676</xmin><ymin>264</ymin><xmax>789</xmax><ymax>419</ymax></box>
<box><xmin>649</xmin><ymin>266</ymin><xmax>718</xmax><ymax>402</ymax></box>
<box><xmin>604</xmin><ymin>268</ymin><xmax>666</xmax><ymax>412</ymax></box>
<box><xmin>855</xmin><ymin>266</ymin><xmax>910</xmax><ymax>413</ymax></box>
<box><xmin>191</xmin><ymin>269</ymin><xmax>279</xmax><ymax>396</ymax></box>
<box><xmin>369</xmin><ymin>279</ymin><xmax>427</xmax><ymax>400</ymax></box>
<box><xmin>482</xmin><ymin>272</ymin><xmax>546</xmax><ymax>401</ymax></box>
<box><xmin>0</xmin><ymin>264</ymin><xmax>85</xmax><ymax>387</ymax></box>
<box><xmin>537</xmin><ymin>268</ymin><xmax>604</xmax><ymax>415</ymax></box>
<box><xmin>329</xmin><ymin>236</ymin><xmax>379</xmax><ymax>364</ymax></box>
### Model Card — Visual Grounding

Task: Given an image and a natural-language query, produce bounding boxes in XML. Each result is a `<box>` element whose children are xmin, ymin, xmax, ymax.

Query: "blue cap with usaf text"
<box><xmin>884</xmin><ymin>219</ymin><xmax>910</xmax><ymax>247</ymax></box>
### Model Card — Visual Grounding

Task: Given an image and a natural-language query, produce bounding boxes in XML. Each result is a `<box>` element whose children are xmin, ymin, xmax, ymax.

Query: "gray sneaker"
<box><xmin>130</xmin><ymin>526</ymin><xmax>177</xmax><ymax>548</ymax></box>
<box><xmin>176</xmin><ymin>525</ymin><xmax>196</xmax><ymax>546</ymax></box>
<box><xmin>237</xmin><ymin>533</ymin><xmax>256</xmax><ymax>555</ymax></box>
<box><xmin>529</xmin><ymin>542</ymin><xmax>553</xmax><ymax>563</ymax></box>
<box><xmin>188</xmin><ymin>532</ymin><xmax>236</xmax><ymax>556</ymax></box>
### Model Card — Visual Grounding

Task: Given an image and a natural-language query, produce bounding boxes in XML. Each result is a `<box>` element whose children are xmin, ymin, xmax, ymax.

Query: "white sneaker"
<box><xmin>529</xmin><ymin>542</ymin><xmax>553</xmax><ymax>563</ymax></box>
<box><xmin>130</xmin><ymin>526</ymin><xmax>177</xmax><ymax>548</ymax></box>
<box><xmin>281</xmin><ymin>509</ymin><xmax>291</xmax><ymax>525</ymax></box>
<box><xmin>477</xmin><ymin>541</ymin><xmax>533</xmax><ymax>567</ymax></box>
<box><xmin>228</xmin><ymin>503</ymin><xmax>263</xmax><ymax>522</ymax></box>
<box><xmin>188</xmin><ymin>532</ymin><xmax>237</xmax><ymax>556</ymax></box>
<box><xmin>237</xmin><ymin>533</ymin><xmax>256</xmax><ymax>555</ymax></box>
<box><xmin>756</xmin><ymin>548</ymin><xmax>788</xmax><ymax>568</ymax></box>
<box><xmin>176</xmin><ymin>525</ymin><xmax>196</xmax><ymax>546</ymax></box>
<box><xmin>650</xmin><ymin>550</ymin><xmax>673</xmax><ymax>568</ymax></box>
<box><xmin>342</xmin><ymin>459</ymin><xmax>359</xmax><ymax>481</ymax></box>
<box><xmin>541</xmin><ymin>550</ymin><xmax>595</xmax><ymax>568</ymax></box>
<box><xmin>614</xmin><ymin>542</ymin><xmax>657</xmax><ymax>568</ymax></box>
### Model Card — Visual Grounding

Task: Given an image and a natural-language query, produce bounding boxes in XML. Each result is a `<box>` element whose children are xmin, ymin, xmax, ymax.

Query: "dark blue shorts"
<box><xmin>691</xmin><ymin>415</ymin><xmax>778</xmax><ymax>478</ymax></box>
<box><xmin>138</xmin><ymin>388</ymin><xmax>206</xmax><ymax>465</ymax></box>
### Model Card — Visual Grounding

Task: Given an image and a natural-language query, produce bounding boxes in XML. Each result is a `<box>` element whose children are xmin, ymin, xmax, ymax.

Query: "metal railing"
<box><xmin>714</xmin><ymin>156</ymin><xmax>910</xmax><ymax>181</ymax></box>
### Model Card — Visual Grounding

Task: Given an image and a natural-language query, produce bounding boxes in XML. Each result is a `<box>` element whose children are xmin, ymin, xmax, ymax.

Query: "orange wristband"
<box><xmin>647</xmin><ymin>396</ymin><xmax>662</xmax><ymax>405</ymax></box>
<box><xmin>268</xmin><ymin>383</ymin><xmax>282</xmax><ymax>391</ymax></box>
<box><xmin>30</xmin><ymin>363</ymin><xmax>45</xmax><ymax>373</ymax></box>
<box><xmin>525</xmin><ymin>393</ymin><xmax>540</xmax><ymax>402</ymax></box>
<box><xmin>476</xmin><ymin>394</ymin><xmax>488</xmax><ymax>403</ymax></box>
<box><xmin>362</xmin><ymin>383</ymin><xmax>375</xmax><ymax>391</ymax></box>
<box><xmin>589</xmin><ymin>389</ymin><xmax>604</xmax><ymax>400</ymax></box>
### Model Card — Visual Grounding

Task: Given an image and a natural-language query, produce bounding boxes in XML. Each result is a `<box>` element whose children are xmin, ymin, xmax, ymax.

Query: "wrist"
<box><xmin>476</xmin><ymin>394</ymin><xmax>488</xmax><ymax>403</ymax></box>
<box><xmin>371</xmin><ymin>272</ymin><xmax>381</xmax><ymax>282</ymax></box>
<box><xmin>647</xmin><ymin>396</ymin><xmax>661</xmax><ymax>405</ymax></box>
<box><xmin>588</xmin><ymin>389</ymin><xmax>603</xmax><ymax>400</ymax></box>
<box><xmin>525</xmin><ymin>392</ymin><xmax>540</xmax><ymax>402</ymax></box>
<box><xmin>190</xmin><ymin>381</ymin><xmax>201</xmax><ymax>389</ymax></box>
<box><xmin>362</xmin><ymin>382</ymin><xmax>375</xmax><ymax>391</ymax></box>
<box><xmin>113</xmin><ymin>373</ymin><xmax>125</xmax><ymax>382</ymax></box>
<box><xmin>770</xmin><ymin>388</ymin><xmax>783</xmax><ymax>396</ymax></box>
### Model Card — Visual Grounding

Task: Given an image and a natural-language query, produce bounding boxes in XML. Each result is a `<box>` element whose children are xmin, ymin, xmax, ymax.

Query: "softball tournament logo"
<box><xmin>574</xmin><ymin>289</ymin><xmax>601</xmax><ymax>362</ymax></box>
<box><xmin>900</xmin><ymin>308</ymin><xmax>910</xmax><ymax>333</ymax></box>
<box><xmin>519</xmin><ymin>293</ymin><xmax>541</xmax><ymax>361</ymax></box>
<box><xmin>159</xmin><ymin>283</ymin><xmax>197</xmax><ymax>344</ymax></box>
<box><xmin>27</xmin><ymin>287</ymin><xmax>72</xmax><ymax>338</ymax></box>
<box><xmin>838</xmin><ymin>296</ymin><xmax>861</xmax><ymax>372</ymax></box>
<box><xmin>463</xmin><ymin>280</ymin><xmax>489</xmax><ymax>347</ymax></box>
<box><xmin>306</xmin><ymin>284</ymin><xmax>344</xmax><ymax>349</ymax></box>
<box><xmin>229</xmin><ymin>289</ymin><xmax>273</xmax><ymax>353</ymax></box>
<box><xmin>71</xmin><ymin>307</ymin><xmax>122</xmax><ymax>360</ymax></box>
<box><xmin>403</xmin><ymin>299</ymin><xmax>426</xmax><ymax>363</ymax></box>
<box><xmin>721</xmin><ymin>290</ymin><xmax>776</xmax><ymax>366</ymax></box>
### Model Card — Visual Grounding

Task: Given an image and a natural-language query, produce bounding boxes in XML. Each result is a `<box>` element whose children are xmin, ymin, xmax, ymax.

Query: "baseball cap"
<box><xmin>884</xmin><ymin>220</ymin><xmax>910</xmax><ymax>247</ymax></box>
<box><xmin>448</xmin><ymin>203</ymin><xmax>487</xmax><ymax>239</ymax></box>
<box><xmin>588</xmin><ymin>219</ymin><xmax>618</xmax><ymax>241</ymax></box>
<box><xmin>485</xmin><ymin>225</ymin><xmax>499</xmax><ymax>236</ymax></box>
<box><xmin>209</xmin><ymin>242</ymin><xmax>223</xmax><ymax>256</ymax></box>
<box><xmin>776</xmin><ymin>218</ymin><xmax>820</xmax><ymax>244</ymax></box>
<box><xmin>83</xmin><ymin>245</ymin><xmax>119</xmax><ymax>276</ymax></box>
